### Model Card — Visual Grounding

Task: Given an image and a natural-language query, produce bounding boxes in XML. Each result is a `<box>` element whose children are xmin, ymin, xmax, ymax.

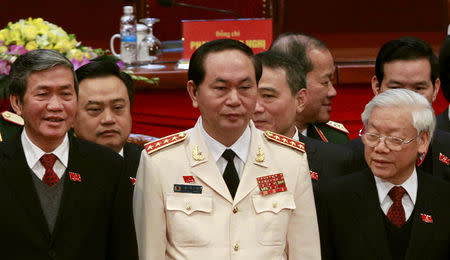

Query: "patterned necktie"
<box><xmin>222</xmin><ymin>149</ymin><xmax>240</xmax><ymax>199</ymax></box>
<box><xmin>40</xmin><ymin>153</ymin><xmax>60</xmax><ymax>187</ymax></box>
<box><xmin>387</xmin><ymin>186</ymin><xmax>406</xmax><ymax>227</ymax></box>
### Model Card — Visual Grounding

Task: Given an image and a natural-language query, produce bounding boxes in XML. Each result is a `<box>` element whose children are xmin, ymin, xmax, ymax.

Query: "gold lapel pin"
<box><xmin>192</xmin><ymin>144</ymin><xmax>205</xmax><ymax>161</ymax></box>
<box><xmin>255</xmin><ymin>145</ymin><xmax>265</xmax><ymax>162</ymax></box>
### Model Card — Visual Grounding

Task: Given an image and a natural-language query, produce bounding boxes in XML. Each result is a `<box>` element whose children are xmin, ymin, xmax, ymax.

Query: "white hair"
<box><xmin>361</xmin><ymin>89</ymin><xmax>436</xmax><ymax>139</ymax></box>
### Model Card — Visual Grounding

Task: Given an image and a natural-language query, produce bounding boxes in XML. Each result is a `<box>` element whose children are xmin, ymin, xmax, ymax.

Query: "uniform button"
<box><xmin>232</xmin><ymin>206</ymin><xmax>238</xmax><ymax>214</ymax></box>
<box><xmin>272</xmin><ymin>202</ymin><xmax>278</xmax><ymax>208</ymax></box>
<box><xmin>233</xmin><ymin>243</ymin><xmax>239</xmax><ymax>251</ymax></box>
<box><xmin>186</xmin><ymin>204</ymin><xmax>192</xmax><ymax>211</ymax></box>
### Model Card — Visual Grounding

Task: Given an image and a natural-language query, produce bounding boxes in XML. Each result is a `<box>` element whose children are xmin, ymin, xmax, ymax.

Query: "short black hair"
<box><xmin>270</xmin><ymin>32</ymin><xmax>328</xmax><ymax>73</ymax></box>
<box><xmin>255</xmin><ymin>50</ymin><xmax>306</xmax><ymax>95</ymax></box>
<box><xmin>76</xmin><ymin>61</ymin><xmax>135</xmax><ymax>107</ymax></box>
<box><xmin>9</xmin><ymin>49</ymin><xmax>78</xmax><ymax>102</ymax></box>
<box><xmin>375</xmin><ymin>37</ymin><xmax>439</xmax><ymax>85</ymax></box>
<box><xmin>439</xmin><ymin>35</ymin><xmax>450</xmax><ymax>102</ymax></box>
<box><xmin>188</xmin><ymin>39</ymin><xmax>262</xmax><ymax>87</ymax></box>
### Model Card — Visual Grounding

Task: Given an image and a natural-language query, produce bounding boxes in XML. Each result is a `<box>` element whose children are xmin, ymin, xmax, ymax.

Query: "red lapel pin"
<box><xmin>420</xmin><ymin>213</ymin><xmax>433</xmax><ymax>223</ymax></box>
<box><xmin>309</xmin><ymin>170</ymin><xmax>319</xmax><ymax>181</ymax></box>
<box><xmin>130</xmin><ymin>177</ymin><xmax>136</xmax><ymax>185</ymax></box>
<box><xmin>439</xmin><ymin>153</ymin><xmax>449</xmax><ymax>166</ymax></box>
<box><xmin>69</xmin><ymin>172</ymin><xmax>82</xmax><ymax>182</ymax></box>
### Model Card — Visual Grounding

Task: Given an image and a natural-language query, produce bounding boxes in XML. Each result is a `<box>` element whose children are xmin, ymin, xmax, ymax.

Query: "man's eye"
<box><xmin>262</xmin><ymin>94</ymin><xmax>275</xmax><ymax>98</ymax></box>
<box><xmin>87</xmin><ymin>108</ymin><xmax>101</xmax><ymax>112</ymax></box>
<box><xmin>114</xmin><ymin>106</ymin><xmax>124</xmax><ymax>110</ymax></box>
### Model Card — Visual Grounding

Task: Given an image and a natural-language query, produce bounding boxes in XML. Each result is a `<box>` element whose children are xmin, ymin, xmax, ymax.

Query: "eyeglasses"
<box><xmin>361</xmin><ymin>132</ymin><xmax>418</xmax><ymax>151</ymax></box>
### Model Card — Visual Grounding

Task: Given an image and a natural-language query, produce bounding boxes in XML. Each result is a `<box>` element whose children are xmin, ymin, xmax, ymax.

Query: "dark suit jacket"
<box><xmin>0</xmin><ymin>133</ymin><xmax>138</xmax><ymax>260</ymax></box>
<box><xmin>298</xmin><ymin>134</ymin><xmax>355</xmax><ymax>185</ymax></box>
<box><xmin>123</xmin><ymin>142</ymin><xmax>143</xmax><ymax>178</ymax></box>
<box><xmin>344</xmin><ymin>130</ymin><xmax>450</xmax><ymax>182</ymax></box>
<box><xmin>318</xmin><ymin>168</ymin><xmax>450</xmax><ymax>260</ymax></box>
<box><xmin>436</xmin><ymin>107</ymin><xmax>450</xmax><ymax>133</ymax></box>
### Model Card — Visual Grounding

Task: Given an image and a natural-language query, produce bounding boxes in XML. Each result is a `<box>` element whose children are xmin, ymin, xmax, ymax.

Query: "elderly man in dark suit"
<box><xmin>318</xmin><ymin>89</ymin><xmax>450</xmax><ymax>260</ymax></box>
<box><xmin>0</xmin><ymin>49</ymin><xmax>138</xmax><ymax>259</ymax></box>
<box><xmin>74</xmin><ymin>61</ymin><xmax>143</xmax><ymax>179</ymax></box>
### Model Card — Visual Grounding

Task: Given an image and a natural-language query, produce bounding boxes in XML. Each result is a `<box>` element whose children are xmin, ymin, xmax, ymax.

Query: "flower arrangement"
<box><xmin>0</xmin><ymin>18</ymin><xmax>158</xmax><ymax>98</ymax></box>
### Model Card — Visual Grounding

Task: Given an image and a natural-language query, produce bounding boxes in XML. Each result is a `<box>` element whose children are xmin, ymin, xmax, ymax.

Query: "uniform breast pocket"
<box><xmin>252</xmin><ymin>192</ymin><xmax>296</xmax><ymax>245</ymax></box>
<box><xmin>165</xmin><ymin>193</ymin><xmax>213</xmax><ymax>247</ymax></box>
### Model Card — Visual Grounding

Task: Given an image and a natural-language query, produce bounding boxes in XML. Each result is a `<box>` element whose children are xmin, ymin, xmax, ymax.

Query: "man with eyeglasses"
<box><xmin>346</xmin><ymin>37</ymin><xmax>450</xmax><ymax>182</ymax></box>
<box><xmin>318</xmin><ymin>89</ymin><xmax>450</xmax><ymax>260</ymax></box>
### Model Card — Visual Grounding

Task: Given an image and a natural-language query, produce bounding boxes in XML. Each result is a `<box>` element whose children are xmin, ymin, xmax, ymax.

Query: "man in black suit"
<box><xmin>0</xmin><ymin>49</ymin><xmax>138</xmax><ymax>259</ymax></box>
<box><xmin>74</xmin><ymin>61</ymin><xmax>143</xmax><ymax>179</ymax></box>
<box><xmin>437</xmin><ymin>35</ymin><xmax>450</xmax><ymax>132</ymax></box>
<box><xmin>319</xmin><ymin>89</ymin><xmax>450</xmax><ymax>260</ymax></box>
<box><xmin>346</xmin><ymin>37</ymin><xmax>450</xmax><ymax>182</ymax></box>
<box><xmin>253</xmin><ymin>51</ymin><xmax>354</xmax><ymax>185</ymax></box>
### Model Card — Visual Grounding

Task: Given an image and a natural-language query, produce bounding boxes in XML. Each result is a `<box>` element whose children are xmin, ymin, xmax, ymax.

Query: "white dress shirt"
<box><xmin>21</xmin><ymin>130</ymin><xmax>69</xmax><ymax>180</ymax></box>
<box><xmin>374</xmin><ymin>168</ymin><xmax>418</xmax><ymax>220</ymax></box>
<box><xmin>292</xmin><ymin>127</ymin><xmax>299</xmax><ymax>141</ymax></box>
<box><xmin>198</xmin><ymin>117</ymin><xmax>250</xmax><ymax>179</ymax></box>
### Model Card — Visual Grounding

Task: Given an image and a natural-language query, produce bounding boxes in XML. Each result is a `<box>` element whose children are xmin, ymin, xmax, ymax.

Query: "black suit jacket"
<box><xmin>0</xmin><ymin>133</ymin><xmax>138</xmax><ymax>260</ymax></box>
<box><xmin>436</xmin><ymin>107</ymin><xmax>450</xmax><ymax>133</ymax></box>
<box><xmin>298</xmin><ymin>134</ymin><xmax>355</xmax><ymax>185</ymax></box>
<box><xmin>123</xmin><ymin>142</ymin><xmax>144</xmax><ymax>178</ymax></box>
<box><xmin>344</xmin><ymin>130</ymin><xmax>450</xmax><ymax>182</ymax></box>
<box><xmin>318</xmin><ymin>168</ymin><xmax>450</xmax><ymax>260</ymax></box>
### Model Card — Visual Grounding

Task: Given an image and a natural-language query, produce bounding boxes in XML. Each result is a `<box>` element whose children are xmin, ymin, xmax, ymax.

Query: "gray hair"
<box><xmin>361</xmin><ymin>89</ymin><xmax>436</xmax><ymax>139</ymax></box>
<box><xmin>270</xmin><ymin>32</ymin><xmax>328</xmax><ymax>74</ymax></box>
<box><xmin>9</xmin><ymin>49</ymin><xmax>78</xmax><ymax>102</ymax></box>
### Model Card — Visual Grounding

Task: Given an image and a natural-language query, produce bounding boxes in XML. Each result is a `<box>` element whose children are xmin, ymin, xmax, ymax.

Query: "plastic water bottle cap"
<box><xmin>124</xmin><ymin>6</ymin><xmax>133</xmax><ymax>14</ymax></box>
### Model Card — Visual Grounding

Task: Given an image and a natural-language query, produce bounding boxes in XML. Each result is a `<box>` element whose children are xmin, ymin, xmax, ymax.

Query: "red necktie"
<box><xmin>387</xmin><ymin>186</ymin><xmax>406</xmax><ymax>227</ymax></box>
<box><xmin>40</xmin><ymin>154</ymin><xmax>60</xmax><ymax>187</ymax></box>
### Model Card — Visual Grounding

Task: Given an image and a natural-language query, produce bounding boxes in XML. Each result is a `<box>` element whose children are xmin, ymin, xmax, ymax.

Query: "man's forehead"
<box><xmin>383</xmin><ymin>59</ymin><xmax>431</xmax><ymax>77</ymax></box>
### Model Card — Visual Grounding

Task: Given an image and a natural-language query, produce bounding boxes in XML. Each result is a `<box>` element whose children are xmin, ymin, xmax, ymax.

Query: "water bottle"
<box><xmin>120</xmin><ymin>6</ymin><xmax>137</xmax><ymax>65</ymax></box>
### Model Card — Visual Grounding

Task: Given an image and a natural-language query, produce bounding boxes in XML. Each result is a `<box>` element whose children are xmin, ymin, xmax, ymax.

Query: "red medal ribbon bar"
<box><xmin>257</xmin><ymin>173</ymin><xmax>287</xmax><ymax>196</ymax></box>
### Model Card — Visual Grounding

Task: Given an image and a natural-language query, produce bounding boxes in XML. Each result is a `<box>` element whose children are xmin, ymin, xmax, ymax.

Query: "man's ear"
<box><xmin>187</xmin><ymin>80</ymin><xmax>199</xmax><ymax>108</ymax></box>
<box><xmin>431</xmin><ymin>77</ymin><xmax>440</xmax><ymax>103</ymax></box>
<box><xmin>371</xmin><ymin>76</ymin><xmax>382</xmax><ymax>96</ymax></box>
<box><xmin>295</xmin><ymin>88</ymin><xmax>307</xmax><ymax>113</ymax></box>
<box><xmin>10</xmin><ymin>95</ymin><xmax>23</xmax><ymax>116</ymax></box>
<box><xmin>417</xmin><ymin>131</ymin><xmax>430</xmax><ymax>155</ymax></box>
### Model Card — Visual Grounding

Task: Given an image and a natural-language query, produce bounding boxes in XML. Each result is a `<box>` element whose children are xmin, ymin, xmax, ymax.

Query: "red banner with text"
<box><xmin>182</xmin><ymin>19</ymin><xmax>272</xmax><ymax>60</ymax></box>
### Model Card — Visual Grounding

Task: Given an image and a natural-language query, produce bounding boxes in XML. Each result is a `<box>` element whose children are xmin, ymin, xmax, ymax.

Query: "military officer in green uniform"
<box><xmin>0</xmin><ymin>110</ymin><xmax>23</xmax><ymax>141</ymax></box>
<box><xmin>271</xmin><ymin>32</ymin><xmax>349</xmax><ymax>144</ymax></box>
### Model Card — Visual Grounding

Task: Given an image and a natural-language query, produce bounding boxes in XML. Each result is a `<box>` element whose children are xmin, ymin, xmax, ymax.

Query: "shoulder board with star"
<box><xmin>325</xmin><ymin>120</ymin><xmax>349</xmax><ymax>134</ymax></box>
<box><xmin>144</xmin><ymin>132</ymin><xmax>187</xmax><ymax>155</ymax></box>
<box><xmin>1</xmin><ymin>111</ymin><xmax>24</xmax><ymax>126</ymax></box>
<box><xmin>264</xmin><ymin>130</ymin><xmax>305</xmax><ymax>153</ymax></box>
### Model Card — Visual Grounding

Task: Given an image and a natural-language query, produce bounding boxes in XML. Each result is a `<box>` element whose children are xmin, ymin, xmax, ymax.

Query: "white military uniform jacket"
<box><xmin>133</xmin><ymin>121</ymin><xmax>321</xmax><ymax>260</ymax></box>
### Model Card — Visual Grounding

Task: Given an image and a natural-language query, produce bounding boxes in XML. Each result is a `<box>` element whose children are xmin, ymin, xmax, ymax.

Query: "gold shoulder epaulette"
<box><xmin>264</xmin><ymin>130</ymin><xmax>305</xmax><ymax>153</ymax></box>
<box><xmin>144</xmin><ymin>132</ymin><xmax>187</xmax><ymax>155</ymax></box>
<box><xmin>326</xmin><ymin>120</ymin><xmax>349</xmax><ymax>134</ymax></box>
<box><xmin>1</xmin><ymin>111</ymin><xmax>24</xmax><ymax>126</ymax></box>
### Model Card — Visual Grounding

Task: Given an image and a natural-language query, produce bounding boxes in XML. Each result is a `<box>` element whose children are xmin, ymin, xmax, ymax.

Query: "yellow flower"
<box><xmin>7</xmin><ymin>30</ymin><xmax>21</xmax><ymax>45</ymax></box>
<box><xmin>0</xmin><ymin>29</ymin><xmax>9</xmax><ymax>41</ymax></box>
<box><xmin>53</xmin><ymin>38</ymin><xmax>73</xmax><ymax>53</ymax></box>
<box><xmin>25</xmin><ymin>41</ymin><xmax>38</xmax><ymax>51</ymax></box>
<box><xmin>66</xmin><ymin>49</ymin><xmax>84</xmax><ymax>61</ymax></box>
<box><xmin>0</xmin><ymin>46</ymin><xmax>7</xmax><ymax>53</ymax></box>
<box><xmin>22</xmin><ymin>25</ymin><xmax>38</xmax><ymax>41</ymax></box>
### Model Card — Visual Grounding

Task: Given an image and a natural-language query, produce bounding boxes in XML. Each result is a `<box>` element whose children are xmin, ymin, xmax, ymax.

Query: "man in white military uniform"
<box><xmin>133</xmin><ymin>39</ymin><xmax>321</xmax><ymax>259</ymax></box>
